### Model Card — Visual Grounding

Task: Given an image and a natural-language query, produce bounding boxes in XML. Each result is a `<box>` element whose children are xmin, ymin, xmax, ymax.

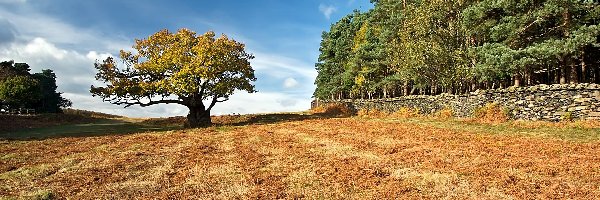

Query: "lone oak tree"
<box><xmin>91</xmin><ymin>29</ymin><xmax>256</xmax><ymax>127</ymax></box>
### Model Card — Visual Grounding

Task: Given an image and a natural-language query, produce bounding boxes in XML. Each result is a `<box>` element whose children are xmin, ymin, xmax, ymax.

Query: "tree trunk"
<box><xmin>595</xmin><ymin>67</ymin><xmax>600</xmax><ymax>83</ymax></box>
<box><xmin>383</xmin><ymin>88</ymin><xmax>387</xmax><ymax>99</ymax></box>
<box><xmin>560</xmin><ymin>66</ymin><xmax>567</xmax><ymax>84</ymax></box>
<box><xmin>403</xmin><ymin>81</ymin><xmax>409</xmax><ymax>96</ymax></box>
<box><xmin>562</xmin><ymin>7</ymin><xmax>571</xmax><ymax>84</ymax></box>
<box><xmin>186</xmin><ymin>106</ymin><xmax>211</xmax><ymax>128</ymax></box>
<box><xmin>569</xmin><ymin>60</ymin><xmax>578</xmax><ymax>84</ymax></box>
<box><xmin>553</xmin><ymin>67</ymin><xmax>559</xmax><ymax>84</ymax></box>
<box><xmin>581</xmin><ymin>51</ymin><xmax>587</xmax><ymax>83</ymax></box>
<box><xmin>513</xmin><ymin>74</ymin><xmax>521</xmax><ymax>87</ymax></box>
<box><xmin>548</xmin><ymin>68</ymin><xmax>552</xmax><ymax>84</ymax></box>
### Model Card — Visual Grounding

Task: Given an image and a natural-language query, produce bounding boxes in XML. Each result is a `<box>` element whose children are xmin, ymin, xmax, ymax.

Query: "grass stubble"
<box><xmin>1</xmin><ymin>114</ymin><xmax>599</xmax><ymax>199</ymax></box>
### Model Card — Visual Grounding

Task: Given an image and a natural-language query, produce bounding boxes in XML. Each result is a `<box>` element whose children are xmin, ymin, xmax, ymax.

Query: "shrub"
<box><xmin>560</xmin><ymin>112</ymin><xmax>574</xmax><ymax>122</ymax></box>
<box><xmin>472</xmin><ymin>103</ymin><xmax>509</xmax><ymax>124</ymax></box>
<box><xmin>432</xmin><ymin>108</ymin><xmax>454</xmax><ymax>120</ymax></box>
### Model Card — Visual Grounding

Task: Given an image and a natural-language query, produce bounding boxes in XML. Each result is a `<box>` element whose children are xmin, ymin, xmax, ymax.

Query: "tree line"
<box><xmin>314</xmin><ymin>0</ymin><xmax>600</xmax><ymax>100</ymax></box>
<box><xmin>0</xmin><ymin>60</ymin><xmax>71</xmax><ymax>113</ymax></box>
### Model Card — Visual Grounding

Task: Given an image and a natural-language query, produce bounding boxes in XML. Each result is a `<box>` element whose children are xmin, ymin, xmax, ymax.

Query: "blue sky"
<box><xmin>0</xmin><ymin>0</ymin><xmax>373</xmax><ymax>117</ymax></box>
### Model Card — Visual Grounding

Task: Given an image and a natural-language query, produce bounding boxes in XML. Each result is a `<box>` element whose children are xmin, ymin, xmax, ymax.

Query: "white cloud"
<box><xmin>86</xmin><ymin>51</ymin><xmax>113</xmax><ymax>61</ymax></box>
<box><xmin>23</xmin><ymin>38</ymin><xmax>67</xmax><ymax>60</ymax></box>
<box><xmin>318</xmin><ymin>4</ymin><xmax>337</xmax><ymax>19</ymax></box>
<box><xmin>0</xmin><ymin>37</ymin><xmax>113</xmax><ymax>93</ymax></box>
<box><xmin>283</xmin><ymin>77</ymin><xmax>299</xmax><ymax>88</ymax></box>
<box><xmin>250</xmin><ymin>51</ymin><xmax>317</xmax><ymax>80</ymax></box>
<box><xmin>212</xmin><ymin>92</ymin><xmax>310</xmax><ymax>115</ymax></box>
<box><xmin>0</xmin><ymin>6</ymin><xmax>130</xmax><ymax>52</ymax></box>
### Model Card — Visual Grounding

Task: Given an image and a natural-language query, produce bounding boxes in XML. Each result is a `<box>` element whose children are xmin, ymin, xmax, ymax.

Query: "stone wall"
<box><xmin>313</xmin><ymin>84</ymin><xmax>600</xmax><ymax>121</ymax></box>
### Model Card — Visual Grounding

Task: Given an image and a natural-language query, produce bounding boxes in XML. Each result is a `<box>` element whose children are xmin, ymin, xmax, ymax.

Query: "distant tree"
<box><xmin>0</xmin><ymin>61</ymin><xmax>30</xmax><ymax>80</ymax></box>
<box><xmin>91</xmin><ymin>29</ymin><xmax>256</xmax><ymax>127</ymax></box>
<box><xmin>0</xmin><ymin>75</ymin><xmax>41</xmax><ymax>109</ymax></box>
<box><xmin>0</xmin><ymin>60</ymin><xmax>72</xmax><ymax>113</ymax></box>
<box><xmin>32</xmin><ymin>69</ymin><xmax>72</xmax><ymax>113</ymax></box>
<box><xmin>314</xmin><ymin>11</ymin><xmax>365</xmax><ymax>100</ymax></box>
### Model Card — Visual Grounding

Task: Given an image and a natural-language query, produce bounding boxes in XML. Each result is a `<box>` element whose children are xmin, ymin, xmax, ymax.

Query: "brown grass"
<box><xmin>0</xmin><ymin>109</ymin><xmax>123</xmax><ymax>133</ymax></box>
<box><xmin>431</xmin><ymin>108</ymin><xmax>454</xmax><ymax>120</ymax></box>
<box><xmin>510</xmin><ymin>119</ymin><xmax>600</xmax><ymax>129</ymax></box>
<box><xmin>472</xmin><ymin>103</ymin><xmax>509</xmax><ymax>124</ymax></box>
<box><xmin>62</xmin><ymin>108</ymin><xmax>122</xmax><ymax>119</ymax></box>
<box><xmin>1</xmin><ymin>116</ymin><xmax>600</xmax><ymax>199</ymax></box>
<box><xmin>358</xmin><ymin>107</ymin><xmax>421</xmax><ymax>119</ymax></box>
<box><xmin>0</xmin><ymin>114</ymin><xmax>97</xmax><ymax>133</ymax></box>
<box><xmin>310</xmin><ymin>102</ymin><xmax>355</xmax><ymax>117</ymax></box>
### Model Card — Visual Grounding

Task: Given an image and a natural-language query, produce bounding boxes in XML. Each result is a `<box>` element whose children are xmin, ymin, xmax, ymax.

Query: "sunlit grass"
<box><xmin>375</xmin><ymin>117</ymin><xmax>600</xmax><ymax>142</ymax></box>
<box><xmin>1</xmin><ymin>114</ymin><xmax>599</xmax><ymax>199</ymax></box>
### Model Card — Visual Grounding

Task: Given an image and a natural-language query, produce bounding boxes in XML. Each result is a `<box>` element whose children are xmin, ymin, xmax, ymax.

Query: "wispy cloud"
<box><xmin>318</xmin><ymin>4</ymin><xmax>337</xmax><ymax>20</ymax></box>
<box><xmin>250</xmin><ymin>51</ymin><xmax>317</xmax><ymax>80</ymax></box>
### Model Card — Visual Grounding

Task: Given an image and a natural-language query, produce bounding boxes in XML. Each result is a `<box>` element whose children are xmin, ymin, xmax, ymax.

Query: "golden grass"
<box><xmin>1</xmin><ymin>116</ymin><xmax>600</xmax><ymax>199</ymax></box>
<box><xmin>472</xmin><ymin>103</ymin><xmax>509</xmax><ymax>124</ymax></box>
<box><xmin>358</xmin><ymin>107</ymin><xmax>422</xmax><ymax>119</ymax></box>
<box><xmin>310</xmin><ymin>102</ymin><xmax>355</xmax><ymax>117</ymax></box>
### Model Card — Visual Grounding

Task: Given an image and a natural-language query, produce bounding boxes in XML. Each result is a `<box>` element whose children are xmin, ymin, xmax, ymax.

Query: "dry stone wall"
<box><xmin>314</xmin><ymin>84</ymin><xmax>600</xmax><ymax>121</ymax></box>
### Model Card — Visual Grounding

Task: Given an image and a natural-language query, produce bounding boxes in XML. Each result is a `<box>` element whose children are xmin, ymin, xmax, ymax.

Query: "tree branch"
<box><xmin>198</xmin><ymin>81</ymin><xmax>208</xmax><ymax>97</ymax></box>
<box><xmin>109</xmin><ymin>98</ymin><xmax>185</xmax><ymax>108</ymax></box>
<box><xmin>207</xmin><ymin>96</ymin><xmax>228</xmax><ymax>111</ymax></box>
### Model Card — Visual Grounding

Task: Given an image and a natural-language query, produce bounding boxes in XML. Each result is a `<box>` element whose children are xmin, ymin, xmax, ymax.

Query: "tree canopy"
<box><xmin>314</xmin><ymin>0</ymin><xmax>600</xmax><ymax>100</ymax></box>
<box><xmin>0</xmin><ymin>60</ymin><xmax>71</xmax><ymax>113</ymax></box>
<box><xmin>91</xmin><ymin>29</ymin><xmax>256</xmax><ymax>127</ymax></box>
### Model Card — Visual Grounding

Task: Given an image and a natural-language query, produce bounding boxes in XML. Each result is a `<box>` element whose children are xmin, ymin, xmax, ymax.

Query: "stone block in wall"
<box><xmin>588</xmin><ymin>112</ymin><xmax>600</xmax><ymax>117</ymax></box>
<box><xmin>593</xmin><ymin>91</ymin><xmax>600</xmax><ymax>99</ymax></box>
<box><xmin>320</xmin><ymin>84</ymin><xmax>599</xmax><ymax>121</ymax></box>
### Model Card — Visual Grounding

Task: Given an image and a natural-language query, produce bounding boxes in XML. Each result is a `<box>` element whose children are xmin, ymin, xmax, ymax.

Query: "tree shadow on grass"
<box><xmin>0</xmin><ymin>118</ymin><xmax>183</xmax><ymax>141</ymax></box>
<box><xmin>0</xmin><ymin>112</ymin><xmax>349</xmax><ymax>141</ymax></box>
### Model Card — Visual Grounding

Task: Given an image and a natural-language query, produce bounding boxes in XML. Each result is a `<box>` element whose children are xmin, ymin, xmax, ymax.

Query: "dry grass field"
<box><xmin>1</xmin><ymin>113</ymin><xmax>600</xmax><ymax>199</ymax></box>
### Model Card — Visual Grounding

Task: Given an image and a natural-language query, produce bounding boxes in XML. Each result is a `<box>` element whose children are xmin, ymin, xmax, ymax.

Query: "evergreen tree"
<box><xmin>0</xmin><ymin>60</ymin><xmax>71</xmax><ymax>113</ymax></box>
<box><xmin>314</xmin><ymin>0</ymin><xmax>600</xmax><ymax>100</ymax></box>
